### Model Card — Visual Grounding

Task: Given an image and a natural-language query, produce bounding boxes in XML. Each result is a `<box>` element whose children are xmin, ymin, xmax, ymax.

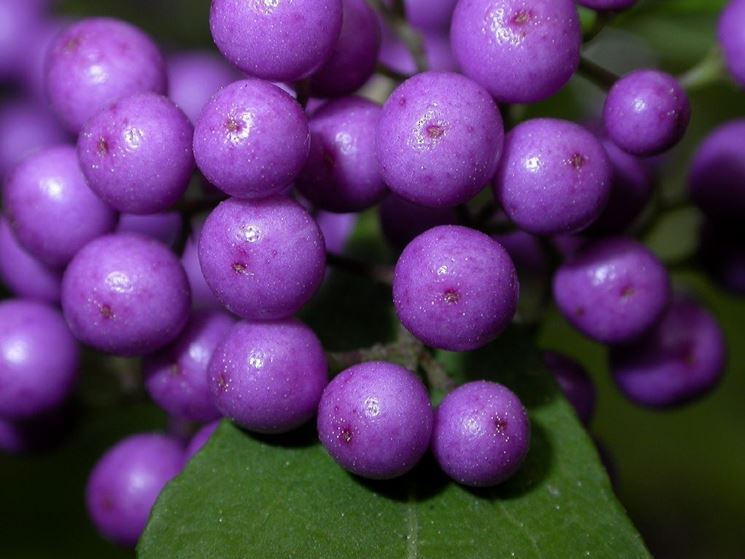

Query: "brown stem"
<box><xmin>578</xmin><ymin>56</ymin><xmax>620</xmax><ymax>90</ymax></box>
<box><xmin>376</xmin><ymin>62</ymin><xmax>411</xmax><ymax>82</ymax></box>
<box><xmin>419</xmin><ymin>350</ymin><xmax>456</xmax><ymax>394</ymax></box>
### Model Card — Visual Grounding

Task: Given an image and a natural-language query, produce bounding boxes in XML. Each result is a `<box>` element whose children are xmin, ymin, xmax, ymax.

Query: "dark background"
<box><xmin>1</xmin><ymin>0</ymin><xmax>743</xmax><ymax>557</ymax></box>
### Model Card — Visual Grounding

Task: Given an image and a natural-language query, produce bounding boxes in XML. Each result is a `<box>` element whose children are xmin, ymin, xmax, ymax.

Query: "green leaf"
<box><xmin>139</xmin><ymin>327</ymin><xmax>650</xmax><ymax>558</ymax></box>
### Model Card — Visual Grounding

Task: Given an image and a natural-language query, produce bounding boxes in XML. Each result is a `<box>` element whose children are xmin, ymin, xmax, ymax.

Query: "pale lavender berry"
<box><xmin>405</xmin><ymin>0</ymin><xmax>458</xmax><ymax>31</ymax></box>
<box><xmin>719</xmin><ymin>0</ymin><xmax>745</xmax><ymax>88</ymax></box>
<box><xmin>377</xmin><ymin>71</ymin><xmax>504</xmax><ymax>208</ymax></box>
<box><xmin>603</xmin><ymin>70</ymin><xmax>690</xmax><ymax>157</ymax></box>
<box><xmin>423</xmin><ymin>32</ymin><xmax>460</xmax><ymax>72</ymax></box>
<box><xmin>553</xmin><ymin>238</ymin><xmax>671</xmax><ymax>344</ymax></box>
<box><xmin>181</xmin><ymin>230</ymin><xmax>223</xmax><ymax>311</ymax></box>
<box><xmin>209</xmin><ymin>0</ymin><xmax>343</xmax><ymax>82</ymax></box>
<box><xmin>310</xmin><ymin>0</ymin><xmax>381</xmax><ymax>98</ymax></box>
<box><xmin>316</xmin><ymin>211</ymin><xmax>357</xmax><ymax>255</ymax></box>
<box><xmin>576</xmin><ymin>0</ymin><xmax>637</xmax><ymax>9</ymax></box>
<box><xmin>378</xmin><ymin>18</ymin><xmax>417</xmax><ymax>76</ymax></box>
<box><xmin>494</xmin><ymin>230</ymin><xmax>548</xmax><ymax>277</ymax></box>
<box><xmin>394</xmin><ymin>225</ymin><xmax>519</xmax><ymax>351</ymax></box>
<box><xmin>3</xmin><ymin>145</ymin><xmax>117</xmax><ymax>267</ymax></box>
<box><xmin>494</xmin><ymin>118</ymin><xmax>612</xmax><ymax>235</ymax></box>
<box><xmin>209</xmin><ymin>320</ymin><xmax>328</xmax><ymax>433</ymax></box>
<box><xmin>198</xmin><ymin>197</ymin><xmax>326</xmax><ymax>320</ymax></box>
<box><xmin>432</xmin><ymin>381</ymin><xmax>530</xmax><ymax>487</ymax></box>
<box><xmin>543</xmin><ymin>351</ymin><xmax>595</xmax><ymax>425</ymax></box>
<box><xmin>379</xmin><ymin>193</ymin><xmax>459</xmax><ymax>250</ymax></box>
<box><xmin>144</xmin><ymin>311</ymin><xmax>234</xmax><ymax>422</ymax></box>
<box><xmin>77</xmin><ymin>93</ymin><xmax>194</xmax><ymax>214</ymax></box>
<box><xmin>0</xmin><ymin>99</ymin><xmax>67</xmax><ymax>178</ymax></box>
<box><xmin>167</xmin><ymin>52</ymin><xmax>238</xmax><ymax>123</ymax></box>
<box><xmin>0</xmin><ymin>0</ymin><xmax>44</xmax><ymax>80</ymax></box>
<box><xmin>61</xmin><ymin>233</ymin><xmax>191</xmax><ymax>356</ymax></box>
<box><xmin>0</xmin><ymin>217</ymin><xmax>62</xmax><ymax>304</ymax></box>
<box><xmin>193</xmin><ymin>80</ymin><xmax>310</xmax><ymax>199</ymax></box>
<box><xmin>0</xmin><ymin>300</ymin><xmax>79</xmax><ymax>420</ymax></box>
<box><xmin>689</xmin><ymin>120</ymin><xmax>745</xmax><ymax>223</ymax></box>
<box><xmin>44</xmin><ymin>18</ymin><xmax>167</xmax><ymax>132</ymax></box>
<box><xmin>586</xmin><ymin>139</ymin><xmax>653</xmax><ymax>235</ymax></box>
<box><xmin>86</xmin><ymin>433</ymin><xmax>184</xmax><ymax>548</ymax></box>
<box><xmin>611</xmin><ymin>297</ymin><xmax>727</xmax><ymax>408</ymax></box>
<box><xmin>451</xmin><ymin>0</ymin><xmax>581</xmax><ymax>103</ymax></box>
<box><xmin>116</xmin><ymin>212</ymin><xmax>182</xmax><ymax>248</ymax></box>
<box><xmin>184</xmin><ymin>420</ymin><xmax>220</xmax><ymax>462</ymax></box>
<box><xmin>317</xmin><ymin>361</ymin><xmax>432</xmax><ymax>479</ymax></box>
<box><xmin>297</xmin><ymin>97</ymin><xmax>386</xmax><ymax>212</ymax></box>
<box><xmin>19</xmin><ymin>18</ymin><xmax>64</xmax><ymax>101</ymax></box>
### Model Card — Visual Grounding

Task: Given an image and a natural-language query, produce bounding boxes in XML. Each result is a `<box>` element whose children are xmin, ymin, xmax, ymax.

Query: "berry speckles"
<box><xmin>511</xmin><ymin>10</ymin><xmax>534</xmax><ymax>26</ymax></box>
<box><xmin>443</xmin><ymin>289</ymin><xmax>460</xmax><ymax>304</ymax></box>
<box><xmin>99</xmin><ymin>304</ymin><xmax>114</xmax><ymax>319</ymax></box>
<box><xmin>426</xmin><ymin>123</ymin><xmax>446</xmax><ymax>139</ymax></box>
<box><xmin>568</xmin><ymin>152</ymin><xmax>587</xmax><ymax>170</ymax></box>
<box><xmin>96</xmin><ymin>137</ymin><xmax>109</xmax><ymax>155</ymax></box>
<box><xmin>232</xmin><ymin>262</ymin><xmax>248</xmax><ymax>275</ymax></box>
<box><xmin>340</xmin><ymin>427</ymin><xmax>354</xmax><ymax>444</ymax></box>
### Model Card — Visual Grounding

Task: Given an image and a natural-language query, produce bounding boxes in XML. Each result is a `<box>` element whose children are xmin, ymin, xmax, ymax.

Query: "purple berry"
<box><xmin>61</xmin><ymin>233</ymin><xmax>191</xmax><ymax>356</ymax></box>
<box><xmin>378</xmin><ymin>18</ymin><xmax>417</xmax><ymax>76</ymax></box>
<box><xmin>432</xmin><ymin>381</ymin><xmax>530</xmax><ymax>487</ymax></box>
<box><xmin>0</xmin><ymin>0</ymin><xmax>43</xmax><ymax>80</ymax></box>
<box><xmin>198</xmin><ymin>197</ymin><xmax>326</xmax><ymax>320</ymax></box>
<box><xmin>297</xmin><ymin>97</ymin><xmax>386</xmax><ymax>212</ymax></box>
<box><xmin>543</xmin><ymin>351</ymin><xmax>595</xmax><ymax>425</ymax></box>
<box><xmin>144</xmin><ymin>311</ymin><xmax>234</xmax><ymax>422</ymax></box>
<box><xmin>719</xmin><ymin>0</ymin><xmax>745</xmax><ymax>88</ymax></box>
<box><xmin>0</xmin><ymin>99</ymin><xmax>67</xmax><ymax>179</ymax></box>
<box><xmin>208</xmin><ymin>320</ymin><xmax>328</xmax><ymax>433</ymax></box>
<box><xmin>0</xmin><ymin>217</ymin><xmax>62</xmax><ymax>303</ymax></box>
<box><xmin>209</xmin><ymin>0</ymin><xmax>343</xmax><ymax>82</ymax></box>
<box><xmin>181</xmin><ymin>229</ymin><xmax>224</xmax><ymax>311</ymax></box>
<box><xmin>86</xmin><ymin>433</ymin><xmax>184</xmax><ymax>548</ymax></box>
<box><xmin>116</xmin><ymin>212</ymin><xmax>182</xmax><ymax>248</ymax></box>
<box><xmin>585</xmin><ymin>139</ymin><xmax>653</xmax><ymax>235</ymax></box>
<box><xmin>379</xmin><ymin>193</ymin><xmax>459</xmax><ymax>249</ymax></box>
<box><xmin>494</xmin><ymin>118</ymin><xmax>612</xmax><ymax>235</ymax></box>
<box><xmin>310</xmin><ymin>0</ymin><xmax>381</xmax><ymax>98</ymax></box>
<box><xmin>45</xmin><ymin>17</ymin><xmax>167</xmax><ymax>132</ymax></box>
<box><xmin>317</xmin><ymin>361</ymin><xmax>432</xmax><ymax>480</ymax></box>
<box><xmin>167</xmin><ymin>51</ymin><xmax>238</xmax><ymax>123</ymax></box>
<box><xmin>603</xmin><ymin>70</ymin><xmax>690</xmax><ymax>156</ymax></box>
<box><xmin>576</xmin><ymin>0</ymin><xmax>637</xmax><ymax>9</ymax></box>
<box><xmin>422</xmin><ymin>31</ymin><xmax>460</xmax><ymax>72</ymax></box>
<box><xmin>77</xmin><ymin>93</ymin><xmax>194</xmax><ymax>214</ymax></box>
<box><xmin>315</xmin><ymin>211</ymin><xmax>357</xmax><ymax>255</ymax></box>
<box><xmin>377</xmin><ymin>71</ymin><xmax>504</xmax><ymax>208</ymax></box>
<box><xmin>3</xmin><ymin>145</ymin><xmax>117</xmax><ymax>267</ymax></box>
<box><xmin>451</xmin><ymin>0</ymin><xmax>581</xmax><ymax>103</ymax></box>
<box><xmin>393</xmin><ymin>225</ymin><xmax>519</xmax><ymax>351</ymax></box>
<box><xmin>689</xmin><ymin>119</ymin><xmax>745</xmax><ymax>224</ymax></box>
<box><xmin>405</xmin><ymin>0</ymin><xmax>458</xmax><ymax>31</ymax></box>
<box><xmin>184</xmin><ymin>420</ymin><xmax>221</xmax><ymax>462</ymax></box>
<box><xmin>193</xmin><ymin>80</ymin><xmax>310</xmax><ymax>199</ymax></box>
<box><xmin>611</xmin><ymin>297</ymin><xmax>727</xmax><ymax>408</ymax></box>
<box><xmin>553</xmin><ymin>237</ymin><xmax>671</xmax><ymax>344</ymax></box>
<box><xmin>0</xmin><ymin>300</ymin><xmax>79</xmax><ymax>420</ymax></box>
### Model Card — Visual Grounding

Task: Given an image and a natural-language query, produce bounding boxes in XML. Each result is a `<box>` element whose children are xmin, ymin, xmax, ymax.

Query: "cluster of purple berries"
<box><xmin>0</xmin><ymin>0</ymin><xmax>741</xmax><ymax>550</ymax></box>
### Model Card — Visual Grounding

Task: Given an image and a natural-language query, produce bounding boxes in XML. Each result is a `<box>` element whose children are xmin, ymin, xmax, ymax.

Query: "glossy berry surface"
<box><xmin>193</xmin><ymin>80</ymin><xmax>310</xmax><ymax>199</ymax></box>
<box><xmin>494</xmin><ymin>118</ymin><xmax>612</xmax><ymax>235</ymax></box>
<box><xmin>77</xmin><ymin>93</ymin><xmax>194</xmax><ymax>214</ymax></box>
<box><xmin>611</xmin><ymin>298</ymin><xmax>727</xmax><ymax>408</ymax></box>
<box><xmin>603</xmin><ymin>70</ymin><xmax>690</xmax><ymax>156</ymax></box>
<box><xmin>377</xmin><ymin>71</ymin><xmax>504</xmax><ymax>208</ymax></box>
<box><xmin>689</xmin><ymin>119</ymin><xmax>745</xmax><ymax>223</ymax></box>
<box><xmin>379</xmin><ymin>192</ymin><xmax>459</xmax><ymax>249</ymax></box>
<box><xmin>0</xmin><ymin>217</ymin><xmax>62</xmax><ymax>304</ymax></box>
<box><xmin>393</xmin><ymin>225</ymin><xmax>519</xmax><ymax>351</ymax></box>
<box><xmin>209</xmin><ymin>0</ymin><xmax>343</xmax><ymax>82</ymax></box>
<box><xmin>432</xmin><ymin>381</ymin><xmax>530</xmax><ymax>487</ymax></box>
<box><xmin>144</xmin><ymin>311</ymin><xmax>234</xmax><ymax>422</ymax></box>
<box><xmin>297</xmin><ymin>97</ymin><xmax>386</xmax><ymax>212</ymax></box>
<box><xmin>719</xmin><ymin>0</ymin><xmax>745</xmax><ymax>88</ymax></box>
<box><xmin>451</xmin><ymin>0</ymin><xmax>581</xmax><ymax>103</ymax></box>
<box><xmin>310</xmin><ymin>0</ymin><xmax>381</xmax><ymax>98</ymax></box>
<box><xmin>61</xmin><ymin>233</ymin><xmax>191</xmax><ymax>356</ymax></box>
<box><xmin>544</xmin><ymin>351</ymin><xmax>595</xmax><ymax>425</ymax></box>
<box><xmin>167</xmin><ymin>51</ymin><xmax>237</xmax><ymax>123</ymax></box>
<box><xmin>3</xmin><ymin>145</ymin><xmax>117</xmax><ymax>267</ymax></box>
<box><xmin>317</xmin><ymin>361</ymin><xmax>432</xmax><ymax>480</ymax></box>
<box><xmin>208</xmin><ymin>320</ymin><xmax>328</xmax><ymax>433</ymax></box>
<box><xmin>0</xmin><ymin>300</ymin><xmax>79</xmax><ymax>420</ymax></box>
<box><xmin>198</xmin><ymin>197</ymin><xmax>326</xmax><ymax>320</ymax></box>
<box><xmin>45</xmin><ymin>17</ymin><xmax>167</xmax><ymax>132</ymax></box>
<box><xmin>553</xmin><ymin>238</ymin><xmax>671</xmax><ymax>344</ymax></box>
<box><xmin>86</xmin><ymin>434</ymin><xmax>184</xmax><ymax>548</ymax></box>
<box><xmin>181</xmin><ymin>230</ymin><xmax>224</xmax><ymax>311</ymax></box>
